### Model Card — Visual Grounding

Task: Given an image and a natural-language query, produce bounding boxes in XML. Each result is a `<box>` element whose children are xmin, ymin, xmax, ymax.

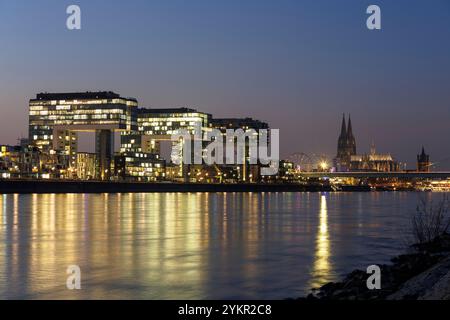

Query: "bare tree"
<box><xmin>411</xmin><ymin>196</ymin><xmax>450</xmax><ymax>245</ymax></box>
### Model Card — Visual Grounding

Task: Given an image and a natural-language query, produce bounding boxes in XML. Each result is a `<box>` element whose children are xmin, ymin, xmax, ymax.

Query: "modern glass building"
<box><xmin>120</xmin><ymin>107</ymin><xmax>211</xmax><ymax>180</ymax></box>
<box><xmin>120</xmin><ymin>108</ymin><xmax>211</xmax><ymax>153</ymax></box>
<box><xmin>27</xmin><ymin>92</ymin><xmax>271</xmax><ymax>181</ymax></box>
<box><xmin>29</xmin><ymin>92</ymin><xmax>138</xmax><ymax>179</ymax></box>
<box><xmin>115</xmin><ymin>152</ymin><xmax>166</xmax><ymax>181</ymax></box>
<box><xmin>210</xmin><ymin>117</ymin><xmax>269</xmax><ymax>182</ymax></box>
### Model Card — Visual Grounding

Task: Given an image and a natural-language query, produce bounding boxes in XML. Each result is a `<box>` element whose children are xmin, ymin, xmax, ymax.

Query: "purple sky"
<box><xmin>1</xmin><ymin>0</ymin><xmax>450</xmax><ymax>169</ymax></box>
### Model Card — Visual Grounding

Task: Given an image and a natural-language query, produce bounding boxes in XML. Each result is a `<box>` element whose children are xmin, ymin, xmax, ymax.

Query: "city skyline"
<box><xmin>0</xmin><ymin>90</ymin><xmax>443</xmax><ymax>170</ymax></box>
<box><xmin>1</xmin><ymin>0</ymin><xmax>450</xmax><ymax>168</ymax></box>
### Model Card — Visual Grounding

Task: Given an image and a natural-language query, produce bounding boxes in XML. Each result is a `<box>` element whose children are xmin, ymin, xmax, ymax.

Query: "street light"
<box><xmin>320</xmin><ymin>161</ymin><xmax>328</xmax><ymax>171</ymax></box>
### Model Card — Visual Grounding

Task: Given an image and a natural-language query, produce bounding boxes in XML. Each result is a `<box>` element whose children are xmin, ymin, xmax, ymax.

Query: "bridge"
<box><xmin>298</xmin><ymin>172</ymin><xmax>450</xmax><ymax>179</ymax></box>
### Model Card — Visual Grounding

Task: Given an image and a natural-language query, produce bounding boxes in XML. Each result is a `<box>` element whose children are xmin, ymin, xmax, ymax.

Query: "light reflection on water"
<box><xmin>0</xmin><ymin>192</ymin><xmax>440</xmax><ymax>299</ymax></box>
<box><xmin>310</xmin><ymin>194</ymin><xmax>333</xmax><ymax>289</ymax></box>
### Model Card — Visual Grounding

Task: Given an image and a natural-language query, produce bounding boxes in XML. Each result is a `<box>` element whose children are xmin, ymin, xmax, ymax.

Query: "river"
<box><xmin>0</xmin><ymin>192</ymin><xmax>442</xmax><ymax>299</ymax></box>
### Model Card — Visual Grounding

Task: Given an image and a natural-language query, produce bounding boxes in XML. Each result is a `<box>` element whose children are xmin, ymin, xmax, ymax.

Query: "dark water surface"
<box><xmin>0</xmin><ymin>192</ymin><xmax>441</xmax><ymax>299</ymax></box>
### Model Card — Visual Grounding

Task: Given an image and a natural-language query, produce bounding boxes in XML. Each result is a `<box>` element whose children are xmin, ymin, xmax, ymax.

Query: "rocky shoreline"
<box><xmin>299</xmin><ymin>233</ymin><xmax>450</xmax><ymax>300</ymax></box>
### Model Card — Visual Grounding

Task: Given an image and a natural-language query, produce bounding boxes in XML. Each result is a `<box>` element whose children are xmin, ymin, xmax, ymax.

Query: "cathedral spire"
<box><xmin>370</xmin><ymin>140</ymin><xmax>376</xmax><ymax>155</ymax></box>
<box><xmin>340</xmin><ymin>113</ymin><xmax>347</xmax><ymax>138</ymax></box>
<box><xmin>347</xmin><ymin>114</ymin><xmax>356</xmax><ymax>155</ymax></box>
<box><xmin>347</xmin><ymin>114</ymin><xmax>353</xmax><ymax>138</ymax></box>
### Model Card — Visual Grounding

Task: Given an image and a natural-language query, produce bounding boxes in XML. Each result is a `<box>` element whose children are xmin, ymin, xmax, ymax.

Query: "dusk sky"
<box><xmin>1</xmin><ymin>0</ymin><xmax>450</xmax><ymax>168</ymax></box>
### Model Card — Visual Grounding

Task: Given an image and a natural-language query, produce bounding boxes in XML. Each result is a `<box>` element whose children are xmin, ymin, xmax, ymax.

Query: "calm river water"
<box><xmin>0</xmin><ymin>192</ymin><xmax>443</xmax><ymax>299</ymax></box>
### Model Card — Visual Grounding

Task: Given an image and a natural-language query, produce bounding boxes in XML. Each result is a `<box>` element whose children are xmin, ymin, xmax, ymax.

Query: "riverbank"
<box><xmin>0</xmin><ymin>179</ymin><xmax>325</xmax><ymax>194</ymax></box>
<box><xmin>0</xmin><ymin>179</ymin><xmax>425</xmax><ymax>194</ymax></box>
<box><xmin>299</xmin><ymin>233</ymin><xmax>450</xmax><ymax>300</ymax></box>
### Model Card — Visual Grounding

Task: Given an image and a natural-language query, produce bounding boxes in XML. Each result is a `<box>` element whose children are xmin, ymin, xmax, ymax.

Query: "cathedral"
<box><xmin>335</xmin><ymin>114</ymin><xmax>356</xmax><ymax>171</ymax></box>
<box><xmin>335</xmin><ymin>114</ymin><xmax>400</xmax><ymax>172</ymax></box>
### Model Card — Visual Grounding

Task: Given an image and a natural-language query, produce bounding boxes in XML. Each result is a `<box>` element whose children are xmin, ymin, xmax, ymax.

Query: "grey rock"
<box><xmin>388</xmin><ymin>255</ymin><xmax>450</xmax><ymax>300</ymax></box>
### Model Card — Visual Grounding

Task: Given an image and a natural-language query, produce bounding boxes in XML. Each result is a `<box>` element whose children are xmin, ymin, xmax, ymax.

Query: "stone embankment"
<box><xmin>299</xmin><ymin>233</ymin><xmax>450</xmax><ymax>300</ymax></box>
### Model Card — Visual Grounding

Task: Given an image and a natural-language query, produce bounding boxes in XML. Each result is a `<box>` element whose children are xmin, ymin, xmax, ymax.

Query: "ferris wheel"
<box><xmin>287</xmin><ymin>152</ymin><xmax>331</xmax><ymax>172</ymax></box>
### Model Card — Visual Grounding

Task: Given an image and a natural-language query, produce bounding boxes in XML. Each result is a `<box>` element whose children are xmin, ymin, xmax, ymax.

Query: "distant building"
<box><xmin>19</xmin><ymin>138</ymin><xmax>30</xmax><ymax>148</ymax></box>
<box><xmin>210</xmin><ymin>117</ymin><xmax>269</xmax><ymax>182</ymax></box>
<box><xmin>335</xmin><ymin>114</ymin><xmax>356</xmax><ymax>171</ymax></box>
<box><xmin>119</xmin><ymin>152</ymin><xmax>165</xmax><ymax>181</ymax></box>
<box><xmin>25</xmin><ymin>91</ymin><xmax>272</xmax><ymax>182</ymax></box>
<box><xmin>349</xmin><ymin>142</ymin><xmax>400</xmax><ymax>172</ymax></box>
<box><xmin>417</xmin><ymin>147</ymin><xmax>431</xmax><ymax>172</ymax></box>
<box><xmin>29</xmin><ymin>91</ymin><xmax>138</xmax><ymax>180</ymax></box>
<box><xmin>0</xmin><ymin>145</ymin><xmax>19</xmax><ymax>178</ymax></box>
<box><xmin>121</xmin><ymin>107</ymin><xmax>211</xmax><ymax>180</ymax></box>
<box><xmin>335</xmin><ymin>115</ymin><xmax>400</xmax><ymax>172</ymax></box>
<box><xmin>77</xmin><ymin>153</ymin><xmax>96</xmax><ymax>180</ymax></box>
<box><xmin>0</xmin><ymin>144</ymin><xmax>41</xmax><ymax>178</ymax></box>
<box><xmin>19</xmin><ymin>145</ymin><xmax>42</xmax><ymax>177</ymax></box>
<box><xmin>121</xmin><ymin>107</ymin><xmax>211</xmax><ymax>154</ymax></box>
<box><xmin>210</xmin><ymin>117</ymin><xmax>269</xmax><ymax>132</ymax></box>
<box><xmin>276</xmin><ymin>160</ymin><xmax>296</xmax><ymax>182</ymax></box>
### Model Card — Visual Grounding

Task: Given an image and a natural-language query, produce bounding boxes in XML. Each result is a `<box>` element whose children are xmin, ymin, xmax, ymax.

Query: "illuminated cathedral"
<box><xmin>335</xmin><ymin>114</ymin><xmax>400</xmax><ymax>172</ymax></box>
<box><xmin>335</xmin><ymin>114</ymin><xmax>356</xmax><ymax>171</ymax></box>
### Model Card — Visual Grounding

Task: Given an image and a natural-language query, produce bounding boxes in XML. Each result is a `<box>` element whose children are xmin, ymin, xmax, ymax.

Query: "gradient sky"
<box><xmin>1</xmin><ymin>0</ymin><xmax>450</xmax><ymax>168</ymax></box>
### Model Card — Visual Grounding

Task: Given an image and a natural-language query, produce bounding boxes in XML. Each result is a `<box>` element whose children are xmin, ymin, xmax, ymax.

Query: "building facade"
<box><xmin>120</xmin><ymin>107</ymin><xmax>212</xmax><ymax>180</ymax></box>
<box><xmin>0</xmin><ymin>144</ymin><xmax>41</xmax><ymax>178</ymax></box>
<box><xmin>349</xmin><ymin>148</ymin><xmax>400</xmax><ymax>172</ymax></box>
<box><xmin>29</xmin><ymin>92</ymin><xmax>138</xmax><ymax>179</ymax></box>
<box><xmin>210</xmin><ymin>117</ymin><xmax>270</xmax><ymax>182</ymax></box>
<box><xmin>121</xmin><ymin>107</ymin><xmax>211</xmax><ymax>153</ymax></box>
<box><xmin>76</xmin><ymin>152</ymin><xmax>96</xmax><ymax>180</ymax></box>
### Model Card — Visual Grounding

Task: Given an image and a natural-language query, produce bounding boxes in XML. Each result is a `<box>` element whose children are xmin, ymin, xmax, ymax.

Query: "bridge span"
<box><xmin>298</xmin><ymin>172</ymin><xmax>450</xmax><ymax>179</ymax></box>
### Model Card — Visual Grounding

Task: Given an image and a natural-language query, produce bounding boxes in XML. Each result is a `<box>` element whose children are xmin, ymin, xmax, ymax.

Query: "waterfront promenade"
<box><xmin>0</xmin><ymin>179</ymin><xmax>317</xmax><ymax>194</ymax></box>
